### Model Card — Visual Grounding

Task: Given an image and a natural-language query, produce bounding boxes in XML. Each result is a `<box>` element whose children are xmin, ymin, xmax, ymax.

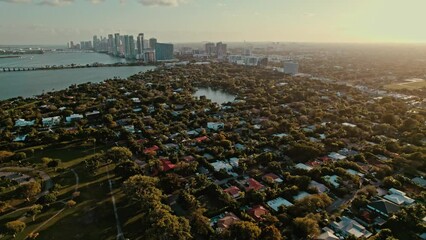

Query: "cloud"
<box><xmin>138</xmin><ymin>0</ymin><xmax>186</xmax><ymax>6</ymax></box>
<box><xmin>87</xmin><ymin>0</ymin><xmax>104</xmax><ymax>3</ymax></box>
<box><xmin>0</xmin><ymin>0</ymin><xmax>187</xmax><ymax>6</ymax></box>
<box><xmin>37</xmin><ymin>0</ymin><xmax>73</xmax><ymax>6</ymax></box>
<box><xmin>0</xmin><ymin>0</ymin><xmax>32</xmax><ymax>3</ymax></box>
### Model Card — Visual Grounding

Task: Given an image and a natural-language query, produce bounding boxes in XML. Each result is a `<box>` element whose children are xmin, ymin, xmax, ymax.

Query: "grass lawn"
<box><xmin>8</xmin><ymin>164</ymin><xmax>119</xmax><ymax>240</ymax></box>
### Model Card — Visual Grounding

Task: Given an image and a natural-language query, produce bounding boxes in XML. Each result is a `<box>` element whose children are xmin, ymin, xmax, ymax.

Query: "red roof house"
<box><xmin>144</xmin><ymin>145</ymin><xmax>159</xmax><ymax>154</ymax></box>
<box><xmin>224</xmin><ymin>186</ymin><xmax>242</xmax><ymax>198</ymax></box>
<box><xmin>244</xmin><ymin>178</ymin><xmax>265</xmax><ymax>192</ymax></box>
<box><xmin>247</xmin><ymin>205</ymin><xmax>269</xmax><ymax>221</ymax></box>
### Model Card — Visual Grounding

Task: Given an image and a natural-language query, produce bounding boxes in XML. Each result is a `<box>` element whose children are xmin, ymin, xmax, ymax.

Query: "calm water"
<box><xmin>0</xmin><ymin>66</ymin><xmax>155</xmax><ymax>100</ymax></box>
<box><xmin>0</xmin><ymin>51</ymin><xmax>127</xmax><ymax>68</ymax></box>
<box><xmin>194</xmin><ymin>87</ymin><xmax>236</xmax><ymax>105</ymax></box>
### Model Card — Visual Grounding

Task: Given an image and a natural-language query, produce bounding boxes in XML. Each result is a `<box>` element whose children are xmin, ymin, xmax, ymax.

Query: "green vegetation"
<box><xmin>0</xmin><ymin>63</ymin><xmax>425</xmax><ymax>239</ymax></box>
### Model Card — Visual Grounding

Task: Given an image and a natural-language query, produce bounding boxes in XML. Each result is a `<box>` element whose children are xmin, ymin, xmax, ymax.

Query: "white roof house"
<box><xmin>42</xmin><ymin>116</ymin><xmax>61</xmax><ymax>127</ymax></box>
<box><xmin>211</xmin><ymin>161</ymin><xmax>233</xmax><ymax>172</ymax></box>
<box><xmin>293</xmin><ymin>191</ymin><xmax>311</xmax><ymax>201</ymax></box>
<box><xmin>328</xmin><ymin>152</ymin><xmax>347</xmax><ymax>161</ymax></box>
<box><xmin>324</xmin><ymin>175</ymin><xmax>340</xmax><ymax>188</ymax></box>
<box><xmin>309</xmin><ymin>180</ymin><xmax>329</xmax><ymax>193</ymax></box>
<box><xmin>207</xmin><ymin>122</ymin><xmax>224</xmax><ymax>131</ymax></box>
<box><xmin>384</xmin><ymin>188</ymin><xmax>414</xmax><ymax>205</ymax></box>
<box><xmin>330</xmin><ymin>216</ymin><xmax>372</xmax><ymax>238</ymax></box>
<box><xmin>66</xmin><ymin>114</ymin><xmax>84</xmax><ymax>123</ymax></box>
<box><xmin>14</xmin><ymin>119</ymin><xmax>35</xmax><ymax>127</ymax></box>
<box><xmin>295</xmin><ymin>163</ymin><xmax>313</xmax><ymax>171</ymax></box>
<box><xmin>267</xmin><ymin>197</ymin><xmax>293</xmax><ymax>211</ymax></box>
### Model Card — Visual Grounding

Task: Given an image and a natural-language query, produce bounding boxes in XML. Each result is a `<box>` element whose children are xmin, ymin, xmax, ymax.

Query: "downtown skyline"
<box><xmin>1</xmin><ymin>0</ymin><xmax>426</xmax><ymax>45</ymax></box>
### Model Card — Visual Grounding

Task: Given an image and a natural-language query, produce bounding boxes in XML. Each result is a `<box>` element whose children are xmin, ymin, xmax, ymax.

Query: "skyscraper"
<box><xmin>114</xmin><ymin>33</ymin><xmax>120</xmax><ymax>56</ymax></box>
<box><xmin>93</xmin><ymin>35</ymin><xmax>99</xmax><ymax>51</ymax></box>
<box><xmin>107</xmin><ymin>34</ymin><xmax>114</xmax><ymax>54</ymax></box>
<box><xmin>205</xmin><ymin>43</ymin><xmax>216</xmax><ymax>56</ymax></box>
<box><xmin>216</xmin><ymin>42</ymin><xmax>227</xmax><ymax>59</ymax></box>
<box><xmin>155</xmin><ymin>43</ymin><xmax>174</xmax><ymax>61</ymax></box>
<box><xmin>149</xmin><ymin>38</ymin><xmax>157</xmax><ymax>50</ymax></box>
<box><xmin>137</xmin><ymin>33</ymin><xmax>144</xmax><ymax>60</ymax></box>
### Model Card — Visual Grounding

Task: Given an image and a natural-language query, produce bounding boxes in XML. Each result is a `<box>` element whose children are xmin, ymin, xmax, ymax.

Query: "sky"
<box><xmin>1</xmin><ymin>0</ymin><xmax>426</xmax><ymax>45</ymax></box>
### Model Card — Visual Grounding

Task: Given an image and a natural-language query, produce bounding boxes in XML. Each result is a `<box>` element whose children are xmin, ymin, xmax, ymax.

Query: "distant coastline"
<box><xmin>0</xmin><ymin>55</ymin><xmax>20</xmax><ymax>59</ymax></box>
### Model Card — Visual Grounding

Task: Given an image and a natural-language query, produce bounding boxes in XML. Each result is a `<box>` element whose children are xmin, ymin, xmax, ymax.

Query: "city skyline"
<box><xmin>1</xmin><ymin>0</ymin><xmax>426</xmax><ymax>45</ymax></box>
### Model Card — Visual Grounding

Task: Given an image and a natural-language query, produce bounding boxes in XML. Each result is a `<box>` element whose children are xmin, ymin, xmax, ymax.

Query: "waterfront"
<box><xmin>193</xmin><ymin>87</ymin><xmax>236</xmax><ymax>105</ymax></box>
<box><xmin>0</xmin><ymin>51</ymin><xmax>127</xmax><ymax>68</ymax></box>
<box><xmin>0</xmin><ymin>66</ymin><xmax>154</xmax><ymax>100</ymax></box>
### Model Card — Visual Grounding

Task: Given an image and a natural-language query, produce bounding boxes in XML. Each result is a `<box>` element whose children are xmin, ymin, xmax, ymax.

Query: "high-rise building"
<box><xmin>283</xmin><ymin>61</ymin><xmax>299</xmax><ymax>75</ymax></box>
<box><xmin>216</xmin><ymin>42</ymin><xmax>227</xmax><ymax>59</ymax></box>
<box><xmin>93</xmin><ymin>35</ymin><xmax>99</xmax><ymax>51</ymax></box>
<box><xmin>114</xmin><ymin>33</ymin><xmax>120</xmax><ymax>56</ymax></box>
<box><xmin>136</xmin><ymin>33</ymin><xmax>144</xmax><ymax>60</ymax></box>
<box><xmin>155</xmin><ymin>43</ymin><xmax>174</xmax><ymax>61</ymax></box>
<box><xmin>205</xmin><ymin>43</ymin><xmax>216</xmax><ymax>56</ymax></box>
<box><xmin>107</xmin><ymin>34</ymin><xmax>114</xmax><ymax>54</ymax></box>
<box><xmin>149</xmin><ymin>38</ymin><xmax>157</xmax><ymax>50</ymax></box>
<box><xmin>123</xmin><ymin>35</ymin><xmax>136</xmax><ymax>59</ymax></box>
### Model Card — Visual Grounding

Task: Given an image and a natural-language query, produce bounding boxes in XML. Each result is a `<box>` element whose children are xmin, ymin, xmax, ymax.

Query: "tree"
<box><xmin>123</xmin><ymin>175</ymin><xmax>162</xmax><ymax>212</ymax></box>
<box><xmin>20</xmin><ymin>182</ymin><xmax>41</xmax><ymax>201</ymax></box>
<box><xmin>105</xmin><ymin>146</ymin><xmax>132</xmax><ymax>163</ymax></box>
<box><xmin>114</xmin><ymin>160</ymin><xmax>141</xmax><ymax>179</ymax></box>
<box><xmin>0</xmin><ymin>150</ymin><xmax>14</xmax><ymax>162</ymax></box>
<box><xmin>5</xmin><ymin>220</ymin><xmax>26</xmax><ymax>237</ymax></box>
<box><xmin>40</xmin><ymin>193</ymin><xmax>57</xmax><ymax>205</ymax></box>
<box><xmin>0</xmin><ymin>200</ymin><xmax>10</xmax><ymax>213</ymax></box>
<box><xmin>261</xmin><ymin>225</ymin><xmax>282</xmax><ymax>240</ymax></box>
<box><xmin>66</xmin><ymin>200</ymin><xmax>76</xmax><ymax>208</ymax></box>
<box><xmin>47</xmin><ymin>159</ymin><xmax>61</xmax><ymax>170</ymax></box>
<box><xmin>293</xmin><ymin>214</ymin><xmax>320</xmax><ymax>238</ymax></box>
<box><xmin>28</xmin><ymin>204</ymin><xmax>43</xmax><ymax>221</ymax></box>
<box><xmin>144</xmin><ymin>207</ymin><xmax>192</xmax><ymax>240</ymax></box>
<box><xmin>229</xmin><ymin>221</ymin><xmax>262</xmax><ymax>240</ymax></box>
<box><xmin>189</xmin><ymin>208</ymin><xmax>213</xmax><ymax>237</ymax></box>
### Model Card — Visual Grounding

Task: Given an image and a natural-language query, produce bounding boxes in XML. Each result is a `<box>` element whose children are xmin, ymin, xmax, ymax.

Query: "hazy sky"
<box><xmin>1</xmin><ymin>0</ymin><xmax>426</xmax><ymax>45</ymax></box>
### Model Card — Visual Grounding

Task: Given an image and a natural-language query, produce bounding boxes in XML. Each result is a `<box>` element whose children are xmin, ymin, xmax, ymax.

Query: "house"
<box><xmin>143</xmin><ymin>145</ymin><xmax>159</xmax><ymax>154</ymax></box>
<box><xmin>247</xmin><ymin>205</ymin><xmax>269</xmax><ymax>221</ymax></box>
<box><xmin>13</xmin><ymin>134</ymin><xmax>28</xmax><ymax>142</ymax></box>
<box><xmin>85</xmin><ymin>110</ymin><xmax>100</xmax><ymax>120</ymax></box>
<box><xmin>324</xmin><ymin>175</ymin><xmax>340</xmax><ymax>188</ymax></box>
<box><xmin>242</xmin><ymin>178</ymin><xmax>265</xmax><ymax>192</ymax></box>
<box><xmin>207</xmin><ymin>122</ymin><xmax>224</xmax><ymax>131</ymax></box>
<box><xmin>66</xmin><ymin>114</ymin><xmax>84</xmax><ymax>123</ymax></box>
<box><xmin>211</xmin><ymin>161</ymin><xmax>233</xmax><ymax>172</ymax></box>
<box><xmin>131</xmin><ymin>97</ymin><xmax>141</xmax><ymax>103</ymax></box>
<box><xmin>412</xmin><ymin>177</ymin><xmax>426</xmax><ymax>188</ymax></box>
<box><xmin>316</xmin><ymin>227</ymin><xmax>339</xmax><ymax>240</ymax></box>
<box><xmin>161</xmin><ymin>159</ymin><xmax>176</xmax><ymax>172</ymax></box>
<box><xmin>262</xmin><ymin>173</ymin><xmax>283</xmax><ymax>184</ymax></box>
<box><xmin>367</xmin><ymin>199</ymin><xmax>400</xmax><ymax>218</ymax></box>
<box><xmin>216</xmin><ymin>212</ymin><xmax>240</xmax><ymax>230</ymax></box>
<box><xmin>346</xmin><ymin>169</ymin><xmax>364</xmax><ymax>177</ymax></box>
<box><xmin>42</xmin><ymin>116</ymin><xmax>61</xmax><ymax>127</ymax></box>
<box><xmin>328</xmin><ymin>152</ymin><xmax>346</xmax><ymax>161</ymax></box>
<box><xmin>195</xmin><ymin>136</ymin><xmax>208</xmax><ymax>143</ymax></box>
<box><xmin>294</xmin><ymin>191</ymin><xmax>311</xmax><ymax>201</ymax></box>
<box><xmin>229</xmin><ymin>157</ymin><xmax>239</xmax><ymax>168</ymax></box>
<box><xmin>224</xmin><ymin>186</ymin><xmax>242</xmax><ymax>199</ymax></box>
<box><xmin>235</xmin><ymin>143</ymin><xmax>246</xmax><ymax>151</ymax></box>
<box><xmin>295</xmin><ymin>163</ymin><xmax>313</xmax><ymax>171</ymax></box>
<box><xmin>14</xmin><ymin>119</ymin><xmax>35</xmax><ymax>127</ymax></box>
<box><xmin>309</xmin><ymin>180</ymin><xmax>329</xmax><ymax>193</ymax></box>
<box><xmin>330</xmin><ymin>216</ymin><xmax>372</xmax><ymax>238</ymax></box>
<box><xmin>383</xmin><ymin>188</ymin><xmax>415</xmax><ymax>205</ymax></box>
<box><xmin>182</xmin><ymin>155</ymin><xmax>195</xmax><ymax>162</ymax></box>
<box><xmin>267</xmin><ymin>197</ymin><xmax>293</xmax><ymax>211</ymax></box>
